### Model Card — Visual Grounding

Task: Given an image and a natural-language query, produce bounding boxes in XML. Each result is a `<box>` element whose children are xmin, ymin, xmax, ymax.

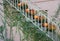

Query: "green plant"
<box><xmin>3</xmin><ymin>1</ymin><xmax>53</xmax><ymax>41</ymax></box>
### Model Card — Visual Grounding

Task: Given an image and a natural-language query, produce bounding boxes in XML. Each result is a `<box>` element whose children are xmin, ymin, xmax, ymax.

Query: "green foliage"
<box><xmin>0</xmin><ymin>26</ymin><xmax>4</xmax><ymax>39</ymax></box>
<box><xmin>0</xmin><ymin>26</ymin><xmax>4</xmax><ymax>33</ymax></box>
<box><xmin>6</xmin><ymin>38</ymin><xmax>13</xmax><ymax>41</ymax></box>
<box><xmin>3</xmin><ymin>1</ymin><xmax>53</xmax><ymax>41</ymax></box>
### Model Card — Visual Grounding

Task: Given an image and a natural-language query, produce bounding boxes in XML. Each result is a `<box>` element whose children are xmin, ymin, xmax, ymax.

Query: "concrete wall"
<box><xmin>24</xmin><ymin>0</ymin><xmax>60</xmax><ymax>19</ymax></box>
